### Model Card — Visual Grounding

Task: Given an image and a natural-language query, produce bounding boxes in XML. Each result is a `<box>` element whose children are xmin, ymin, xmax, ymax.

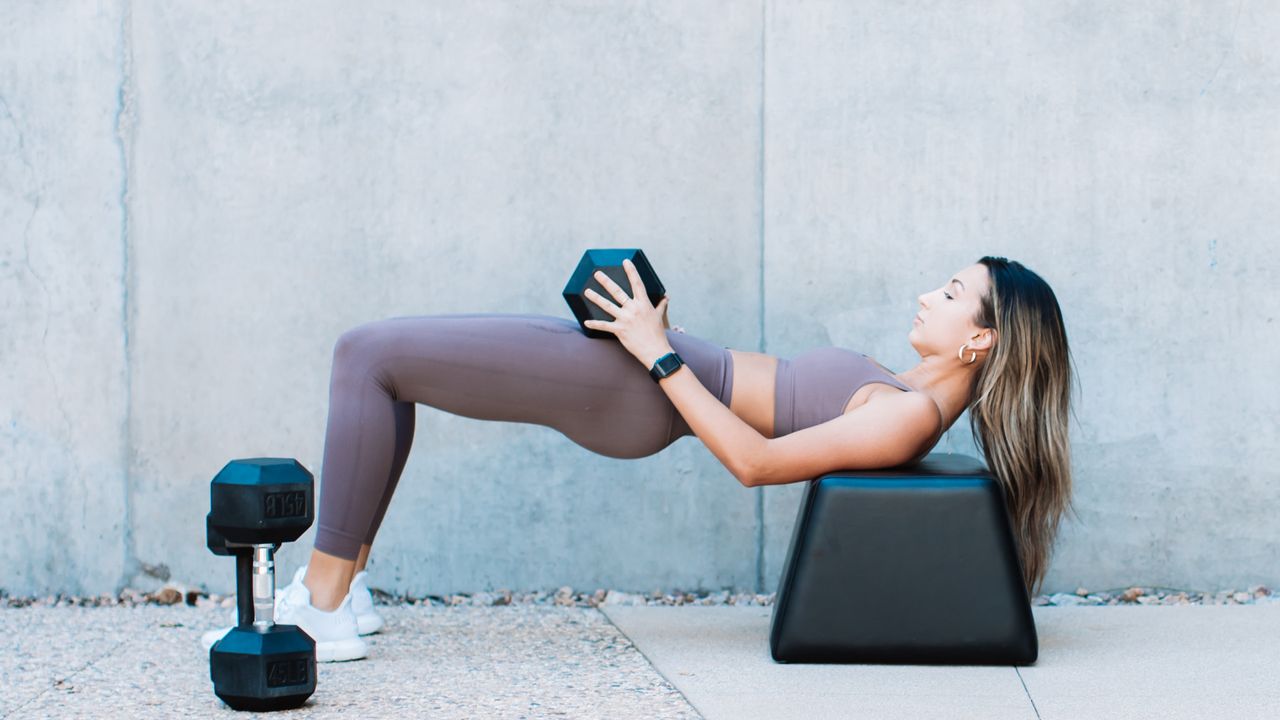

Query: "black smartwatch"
<box><xmin>649</xmin><ymin>351</ymin><xmax>685</xmax><ymax>383</ymax></box>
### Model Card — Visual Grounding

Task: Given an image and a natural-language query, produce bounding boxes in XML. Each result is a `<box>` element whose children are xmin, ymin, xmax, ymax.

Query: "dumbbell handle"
<box><xmin>235</xmin><ymin>543</ymin><xmax>279</xmax><ymax>629</ymax></box>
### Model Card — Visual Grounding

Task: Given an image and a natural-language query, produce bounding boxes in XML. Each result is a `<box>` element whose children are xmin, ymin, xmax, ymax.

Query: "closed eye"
<box><xmin>943</xmin><ymin>292</ymin><xmax>953</xmax><ymax>300</ymax></box>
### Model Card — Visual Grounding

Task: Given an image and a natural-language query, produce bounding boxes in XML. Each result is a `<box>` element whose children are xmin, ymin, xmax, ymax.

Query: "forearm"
<box><xmin>652</xmin><ymin>355</ymin><xmax>765</xmax><ymax>487</ymax></box>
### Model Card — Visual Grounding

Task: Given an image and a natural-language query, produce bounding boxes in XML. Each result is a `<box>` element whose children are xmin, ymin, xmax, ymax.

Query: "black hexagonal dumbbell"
<box><xmin>563</xmin><ymin>248</ymin><xmax>666</xmax><ymax>339</ymax></box>
<box><xmin>207</xmin><ymin>457</ymin><xmax>317</xmax><ymax>712</ymax></box>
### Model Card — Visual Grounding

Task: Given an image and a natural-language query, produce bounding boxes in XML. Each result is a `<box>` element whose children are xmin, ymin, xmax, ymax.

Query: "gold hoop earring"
<box><xmin>958</xmin><ymin>343</ymin><xmax>977</xmax><ymax>365</ymax></box>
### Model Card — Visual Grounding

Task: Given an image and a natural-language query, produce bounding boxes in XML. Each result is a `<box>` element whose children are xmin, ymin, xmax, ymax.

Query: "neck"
<box><xmin>896</xmin><ymin>356</ymin><xmax>979</xmax><ymax>430</ymax></box>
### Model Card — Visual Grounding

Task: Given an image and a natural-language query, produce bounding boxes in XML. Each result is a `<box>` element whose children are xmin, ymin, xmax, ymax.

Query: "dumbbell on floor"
<box><xmin>206</xmin><ymin>457</ymin><xmax>317</xmax><ymax>712</ymax></box>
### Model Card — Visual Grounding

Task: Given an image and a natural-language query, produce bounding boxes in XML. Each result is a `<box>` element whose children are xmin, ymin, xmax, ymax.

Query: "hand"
<box><xmin>582</xmin><ymin>258</ymin><xmax>673</xmax><ymax>367</ymax></box>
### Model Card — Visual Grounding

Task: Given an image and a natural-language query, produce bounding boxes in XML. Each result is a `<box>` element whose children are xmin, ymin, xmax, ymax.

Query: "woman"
<box><xmin>203</xmin><ymin>255</ymin><xmax>1074</xmax><ymax>662</ymax></box>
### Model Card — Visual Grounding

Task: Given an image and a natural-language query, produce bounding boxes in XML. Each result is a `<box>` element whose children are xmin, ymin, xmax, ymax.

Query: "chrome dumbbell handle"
<box><xmin>252</xmin><ymin>544</ymin><xmax>276</xmax><ymax>629</ymax></box>
<box><xmin>232</xmin><ymin>542</ymin><xmax>280</xmax><ymax>630</ymax></box>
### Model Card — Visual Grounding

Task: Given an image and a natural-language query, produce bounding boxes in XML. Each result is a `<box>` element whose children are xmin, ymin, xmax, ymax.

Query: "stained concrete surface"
<box><xmin>602</xmin><ymin>604</ymin><xmax>1280</xmax><ymax>720</ymax></box>
<box><xmin>0</xmin><ymin>604</ymin><xmax>696</xmax><ymax>719</ymax></box>
<box><xmin>3</xmin><ymin>603</ymin><xmax>1277</xmax><ymax>718</ymax></box>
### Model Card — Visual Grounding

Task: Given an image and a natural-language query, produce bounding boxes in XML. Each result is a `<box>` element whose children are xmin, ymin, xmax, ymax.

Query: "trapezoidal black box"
<box><xmin>768</xmin><ymin>453</ymin><xmax>1038</xmax><ymax>665</ymax></box>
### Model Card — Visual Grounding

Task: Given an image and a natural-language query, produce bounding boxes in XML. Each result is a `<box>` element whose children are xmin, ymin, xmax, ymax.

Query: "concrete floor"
<box><xmin>602</xmin><ymin>604</ymin><xmax>1280</xmax><ymax>719</ymax></box>
<box><xmin>2</xmin><ymin>603</ymin><xmax>1277</xmax><ymax>719</ymax></box>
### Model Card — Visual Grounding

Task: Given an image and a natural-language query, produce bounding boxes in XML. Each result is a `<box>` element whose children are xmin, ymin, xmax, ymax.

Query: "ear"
<box><xmin>969</xmin><ymin>328</ymin><xmax>996</xmax><ymax>353</ymax></box>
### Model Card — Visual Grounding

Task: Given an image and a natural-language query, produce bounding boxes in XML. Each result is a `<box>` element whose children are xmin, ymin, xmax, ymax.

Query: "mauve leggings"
<box><xmin>313</xmin><ymin>313</ymin><xmax>735</xmax><ymax>561</ymax></box>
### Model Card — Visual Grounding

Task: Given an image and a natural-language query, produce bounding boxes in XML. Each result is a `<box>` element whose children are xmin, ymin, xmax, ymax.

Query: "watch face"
<box><xmin>658</xmin><ymin>354</ymin><xmax>681</xmax><ymax>373</ymax></box>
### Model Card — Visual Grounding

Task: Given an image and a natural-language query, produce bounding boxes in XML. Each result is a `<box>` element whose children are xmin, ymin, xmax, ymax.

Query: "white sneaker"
<box><xmin>218</xmin><ymin>566</ymin><xmax>385</xmax><ymax>636</ymax></box>
<box><xmin>349</xmin><ymin>570</ymin><xmax>385</xmax><ymax>636</ymax></box>
<box><xmin>201</xmin><ymin>567</ymin><xmax>368</xmax><ymax>662</ymax></box>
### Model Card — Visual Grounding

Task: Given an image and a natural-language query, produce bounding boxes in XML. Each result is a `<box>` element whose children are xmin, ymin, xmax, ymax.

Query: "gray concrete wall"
<box><xmin>2</xmin><ymin>0</ymin><xmax>1276</xmax><ymax>598</ymax></box>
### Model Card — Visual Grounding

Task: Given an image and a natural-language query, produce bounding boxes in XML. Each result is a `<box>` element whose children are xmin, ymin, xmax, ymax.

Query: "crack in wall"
<box><xmin>113</xmin><ymin>0</ymin><xmax>139</xmax><ymax>594</ymax></box>
<box><xmin>1</xmin><ymin>74</ymin><xmax>82</xmax><ymax>590</ymax></box>
<box><xmin>0</xmin><ymin>96</ymin><xmax>53</xmax><ymax>397</ymax></box>
<box><xmin>1200</xmin><ymin>0</ymin><xmax>1245</xmax><ymax>96</ymax></box>
<box><xmin>0</xmin><ymin>94</ymin><xmax>45</xmax><ymax>290</ymax></box>
<box><xmin>754</xmin><ymin>0</ymin><xmax>768</xmax><ymax>594</ymax></box>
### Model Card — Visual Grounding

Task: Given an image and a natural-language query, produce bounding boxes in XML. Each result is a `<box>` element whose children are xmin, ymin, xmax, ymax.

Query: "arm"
<box><xmin>653</xmin><ymin>362</ymin><xmax>765</xmax><ymax>487</ymax></box>
<box><xmin>747</xmin><ymin>392</ymin><xmax>941</xmax><ymax>487</ymax></box>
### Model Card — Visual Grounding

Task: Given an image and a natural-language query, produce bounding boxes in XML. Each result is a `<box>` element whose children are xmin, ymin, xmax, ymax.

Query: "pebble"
<box><xmin>1038</xmin><ymin>585</ymin><xmax>1274</xmax><ymax>607</ymax></box>
<box><xmin>152</xmin><ymin>587</ymin><xmax>182</xmax><ymax>605</ymax></box>
<box><xmin>602</xmin><ymin>590</ymin><xmax>644</xmax><ymax>607</ymax></box>
<box><xmin>3</xmin><ymin>584</ymin><xmax>1273</xmax><ymax>609</ymax></box>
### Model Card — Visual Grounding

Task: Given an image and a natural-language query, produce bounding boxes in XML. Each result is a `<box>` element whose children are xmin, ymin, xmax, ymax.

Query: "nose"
<box><xmin>917</xmin><ymin>293</ymin><xmax>928</xmax><ymax>309</ymax></box>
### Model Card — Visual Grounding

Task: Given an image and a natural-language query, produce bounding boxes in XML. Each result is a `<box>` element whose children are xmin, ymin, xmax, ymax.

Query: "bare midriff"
<box><xmin>726</xmin><ymin>349</ymin><xmax>779</xmax><ymax>439</ymax></box>
<box><xmin>727</xmin><ymin>349</ymin><xmax>909</xmax><ymax>440</ymax></box>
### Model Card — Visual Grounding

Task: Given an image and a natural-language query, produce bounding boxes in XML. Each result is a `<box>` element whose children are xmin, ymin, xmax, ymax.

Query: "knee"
<box><xmin>332</xmin><ymin>322</ymin><xmax>384</xmax><ymax>368</ymax></box>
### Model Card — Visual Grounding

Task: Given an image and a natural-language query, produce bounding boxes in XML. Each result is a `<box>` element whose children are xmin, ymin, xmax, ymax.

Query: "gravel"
<box><xmin>2</xmin><ymin>584</ymin><xmax>1274</xmax><ymax>610</ymax></box>
<box><xmin>1036</xmin><ymin>585</ymin><xmax>1275</xmax><ymax>606</ymax></box>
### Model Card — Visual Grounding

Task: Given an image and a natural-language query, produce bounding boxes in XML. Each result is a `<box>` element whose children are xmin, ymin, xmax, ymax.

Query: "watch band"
<box><xmin>649</xmin><ymin>351</ymin><xmax>684</xmax><ymax>383</ymax></box>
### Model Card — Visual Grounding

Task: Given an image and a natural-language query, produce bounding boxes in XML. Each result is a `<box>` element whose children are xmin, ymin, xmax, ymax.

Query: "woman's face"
<box><xmin>909</xmin><ymin>263</ymin><xmax>994</xmax><ymax>359</ymax></box>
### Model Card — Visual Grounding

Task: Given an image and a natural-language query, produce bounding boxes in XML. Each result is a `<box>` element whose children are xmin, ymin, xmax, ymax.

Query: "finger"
<box><xmin>622</xmin><ymin>258</ymin><xmax>647</xmax><ymax>302</ymax></box>
<box><xmin>584</xmin><ymin>287</ymin><xmax>621</xmax><ymax>316</ymax></box>
<box><xmin>593</xmin><ymin>270</ymin><xmax>630</xmax><ymax>303</ymax></box>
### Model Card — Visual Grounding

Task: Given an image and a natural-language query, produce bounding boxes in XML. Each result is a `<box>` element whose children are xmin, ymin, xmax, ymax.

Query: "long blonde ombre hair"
<box><xmin>968</xmin><ymin>257</ymin><xmax>1077</xmax><ymax>596</ymax></box>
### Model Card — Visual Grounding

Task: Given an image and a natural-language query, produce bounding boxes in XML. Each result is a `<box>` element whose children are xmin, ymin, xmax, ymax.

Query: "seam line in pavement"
<box><xmin>1014</xmin><ymin>666</ymin><xmax>1042</xmax><ymax>719</ymax></box>
<box><xmin>596</xmin><ymin>608</ymin><xmax>706</xmax><ymax>720</ymax></box>
<box><xmin>3</xmin><ymin>637</ymin><xmax>130</xmax><ymax>718</ymax></box>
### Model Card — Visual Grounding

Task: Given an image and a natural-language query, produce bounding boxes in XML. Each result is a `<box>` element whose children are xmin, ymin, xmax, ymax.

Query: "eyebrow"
<box><xmin>951</xmin><ymin>278</ymin><xmax>965</xmax><ymax>292</ymax></box>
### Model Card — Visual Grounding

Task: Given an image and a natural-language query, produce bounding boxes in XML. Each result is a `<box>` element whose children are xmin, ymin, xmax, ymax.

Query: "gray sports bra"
<box><xmin>773</xmin><ymin>347</ymin><xmax>914</xmax><ymax>437</ymax></box>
